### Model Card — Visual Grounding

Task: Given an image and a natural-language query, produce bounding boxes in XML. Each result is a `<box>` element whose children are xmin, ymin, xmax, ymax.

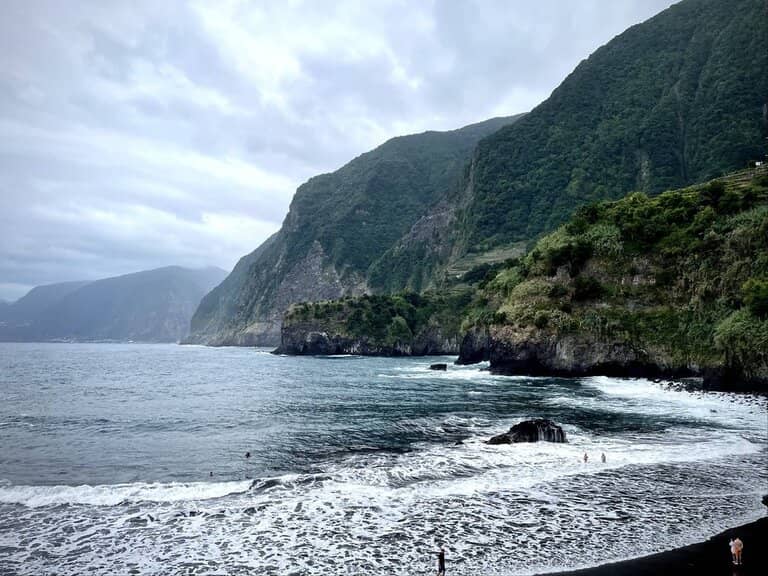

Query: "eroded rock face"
<box><xmin>274</xmin><ymin>323</ymin><xmax>459</xmax><ymax>356</ymax></box>
<box><xmin>456</xmin><ymin>327</ymin><xmax>490</xmax><ymax>365</ymax></box>
<box><xmin>487</xmin><ymin>418</ymin><xmax>567</xmax><ymax>444</ymax></box>
<box><xmin>458</xmin><ymin>325</ymin><xmax>697</xmax><ymax>381</ymax></box>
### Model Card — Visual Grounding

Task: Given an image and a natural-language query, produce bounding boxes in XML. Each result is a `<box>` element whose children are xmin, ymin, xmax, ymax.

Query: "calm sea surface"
<box><xmin>0</xmin><ymin>343</ymin><xmax>765</xmax><ymax>575</ymax></box>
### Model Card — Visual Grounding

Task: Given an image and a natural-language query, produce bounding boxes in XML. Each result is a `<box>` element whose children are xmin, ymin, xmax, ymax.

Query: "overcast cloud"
<box><xmin>0</xmin><ymin>0</ymin><xmax>676</xmax><ymax>301</ymax></box>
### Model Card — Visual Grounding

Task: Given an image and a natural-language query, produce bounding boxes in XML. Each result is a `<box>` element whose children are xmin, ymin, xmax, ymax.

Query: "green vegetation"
<box><xmin>456</xmin><ymin>0</ymin><xmax>768</xmax><ymax>254</ymax></box>
<box><xmin>191</xmin><ymin>0</ymin><xmax>767</xmax><ymax>351</ymax></box>
<box><xmin>470</xmin><ymin>170</ymin><xmax>768</xmax><ymax>384</ymax></box>
<box><xmin>284</xmin><ymin>289</ymin><xmax>474</xmax><ymax>350</ymax></box>
<box><xmin>284</xmin><ymin>117</ymin><xmax>522</xmax><ymax>277</ymax></box>
<box><xmin>188</xmin><ymin>117</ymin><xmax>520</xmax><ymax>345</ymax></box>
<box><xmin>741</xmin><ymin>278</ymin><xmax>768</xmax><ymax>318</ymax></box>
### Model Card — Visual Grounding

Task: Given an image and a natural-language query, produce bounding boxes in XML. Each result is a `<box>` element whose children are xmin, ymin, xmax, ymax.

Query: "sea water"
<box><xmin>0</xmin><ymin>343</ymin><xmax>765</xmax><ymax>575</ymax></box>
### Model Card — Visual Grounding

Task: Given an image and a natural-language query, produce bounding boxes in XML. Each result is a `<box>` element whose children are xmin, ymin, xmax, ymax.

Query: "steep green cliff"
<box><xmin>459</xmin><ymin>168</ymin><xmax>768</xmax><ymax>389</ymax></box>
<box><xmin>278</xmin><ymin>169</ymin><xmax>768</xmax><ymax>390</ymax></box>
<box><xmin>193</xmin><ymin>0</ymin><xmax>767</xmax><ymax>348</ymax></box>
<box><xmin>455</xmin><ymin>0</ymin><xmax>768</xmax><ymax>254</ymax></box>
<box><xmin>187</xmin><ymin>116</ymin><xmax>521</xmax><ymax>346</ymax></box>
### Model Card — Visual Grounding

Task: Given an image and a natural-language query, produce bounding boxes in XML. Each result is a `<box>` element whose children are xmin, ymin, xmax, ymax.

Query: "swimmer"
<box><xmin>436</xmin><ymin>546</ymin><xmax>446</xmax><ymax>576</ymax></box>
<box><xmin>583</xmin><ymin>452</ymin><xmax>588</xmax><ymax>463</ymax></box>
<box><xmin>601</xmin><ymin>452</ymin><xmax>606</xmax><ymax>463</ymax></box>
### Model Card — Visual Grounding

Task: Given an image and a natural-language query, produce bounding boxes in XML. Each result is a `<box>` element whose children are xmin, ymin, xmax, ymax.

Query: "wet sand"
<box><xmin>541</xmin><ymin>517</ymin><xmax>767</xmax><ymax>576</ymax></box>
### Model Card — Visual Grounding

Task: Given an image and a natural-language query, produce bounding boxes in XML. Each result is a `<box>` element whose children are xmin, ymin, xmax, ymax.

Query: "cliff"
<box><xmin>187</xmin><ymin>116</ymin><xmax>521</xmax><ymax>346</ymax></box>
<box><xmin>275</xmin><ymin>291</ymin><xmax>471</xmax><ymax>356</ymax></box>
<box><xmin>193</xmin><ymin>0</ymin><xmax>767</xmax><ymax>348</ymax></box>
<box><xmin>371</xmin><ymin>0</ymin><xmax>768</xmax><ymax>288</ymax></box>
<box><xmin>458</xmin><ymin>169</ymin><xmax>768</xmax><ymax>390</ymax></box>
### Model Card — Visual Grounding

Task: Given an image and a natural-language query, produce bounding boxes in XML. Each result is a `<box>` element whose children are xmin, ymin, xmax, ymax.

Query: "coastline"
<box><xmin>539</xmin><ymin>517</ymin><xmax>768</xmax><ymax>576</ymax></box>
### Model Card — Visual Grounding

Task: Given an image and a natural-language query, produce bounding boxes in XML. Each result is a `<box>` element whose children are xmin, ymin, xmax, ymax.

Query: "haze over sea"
<box><xmin>0</xmin><ymin>343</ymin><xmax>765</xmax><ymax>575</ymax></box>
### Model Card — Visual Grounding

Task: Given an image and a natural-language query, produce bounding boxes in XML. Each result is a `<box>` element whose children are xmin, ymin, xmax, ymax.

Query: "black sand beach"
<box><xmin>542</xmin><ymin>517</ymin><xmax>768</xmax><ymax>576</ymax></box>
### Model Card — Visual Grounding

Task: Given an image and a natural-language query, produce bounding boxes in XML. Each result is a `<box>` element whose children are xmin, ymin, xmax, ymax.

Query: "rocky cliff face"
<box><xmin>458</xmin><ymin>171</ymin><xmax>768</xmax><ymax>392</ymax></box>
<box><xmin>188</xmin><ymin>236</ymin><xmax>365</xmax><ymax>346</ymax></box>
<box><xmin>187</xmin><ymin>116</ymin><xmax>520</xmax><ymax>346</ymax></box>
<box><xmin>459</xmin><ymin>324</ymin><xmax>695</xmax><ymax>379</ymax></box>
<box><xmin>193</xmin><ymin>0</ymin><xmax>766</xmax><ymax>352</ymax></box>
<box><xmin>276</xmin><ymin>321</ymin><xmax>459</xmax><ymax>356</ymax></box>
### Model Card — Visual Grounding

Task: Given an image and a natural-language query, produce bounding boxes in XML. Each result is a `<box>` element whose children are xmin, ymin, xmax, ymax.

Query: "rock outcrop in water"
<box><xmin>273</xmin><ymin>292</ymin><xmax>467</xmax><ymax>356</ymax></box>
<box><xmin>275</xmin><ymin>322</ymin><xmax>459</xmax><ymax>356</ymax></box>
<box><xmin>459</xmin><ymin>326</ymin><xmax>695</xmax><ymax>379</ymax></box>
<box><xmin>455</xmin><ymin>170</ymin><xmax>768</xmax><ymax>393</ymax></box>
<box><xmin>487</xmin><ymin>419</ymin><xmax>567</xmax><ymax>444</ymax></box>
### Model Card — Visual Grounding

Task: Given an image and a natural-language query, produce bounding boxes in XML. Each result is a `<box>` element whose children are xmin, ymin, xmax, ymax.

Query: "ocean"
<box><xmin>0</xmin><ymin>342</ymin><xmax>765</xmax><ymax>575</ymax></box>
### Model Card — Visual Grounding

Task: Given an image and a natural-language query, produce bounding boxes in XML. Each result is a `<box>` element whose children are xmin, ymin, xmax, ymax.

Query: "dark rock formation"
<box><xmin>487</xmin><ymin>418</ymin><xmax>567</xmax><ymax>444</ymax></box>
<box><xmin>456</xmin><ymin>327</ymin><xmax>490</xmax><ymax>365</ymax></box>
<box><xmin>458</xmin><ymin>325</ymin><xmax>698</xmax><ymax>381</ymax></box>
<box><xmin>274</xmin><ymin>322</ymin><xmax>459</xmax><ymax>356</ymax></box>
<box><xmin>429</xmin><ymin>363</ymin><xmax>448</xmax><ymax>371</ymax></box>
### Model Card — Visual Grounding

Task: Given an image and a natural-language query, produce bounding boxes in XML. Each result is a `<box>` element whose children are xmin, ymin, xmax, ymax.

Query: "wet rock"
<box><xmin>456</xmin><ymin>326</ymin><xmax>490</xmax><ymax>365</ymax></box>
<box><xmin>429</xmin><ymin>363</ymin><xmax>447</xmax><ymax>371</ymax></box>
<box><xmin>487</xmin><ymin>418</ymin><xmax>567</xmax><ymax>444</ymax></box>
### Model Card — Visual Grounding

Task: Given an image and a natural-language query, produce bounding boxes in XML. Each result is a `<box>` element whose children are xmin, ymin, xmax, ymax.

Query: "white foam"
<box><xmin>3</xmin><ymin>375</ymin><xmax>766</xmax><ymax>575</ymax></box>
<box><xmin>0</xmin><ymin>479</ymin><xmax>252</xmax><ymax>508</ymax></box>
<box><xmin>576</xmin><ymin>376</ymin><xmax>768</xmax><ymax>434</ymax></box>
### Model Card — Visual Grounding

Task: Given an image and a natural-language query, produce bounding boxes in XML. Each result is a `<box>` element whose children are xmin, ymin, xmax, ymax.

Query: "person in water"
<box><xmin>436</xmin><ymin>546</ymin><xmax>446</xmax><ymax>575</ymax></box>
<box><xmin>583</xmin><ymin>452</ymin><xmax>588</xmax><ymax>463</ymax></box>
<box><xmin>601</xmin><ymin>452</ymin><xmax>606</xmax><ymax>463</ymax></box>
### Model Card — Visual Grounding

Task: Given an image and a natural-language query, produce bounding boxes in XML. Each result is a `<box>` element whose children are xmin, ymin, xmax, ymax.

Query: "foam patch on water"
<box><xmin>0</xmin><ymin>480</ymin><xmax>252</xmax><ymax>507</ymax></box>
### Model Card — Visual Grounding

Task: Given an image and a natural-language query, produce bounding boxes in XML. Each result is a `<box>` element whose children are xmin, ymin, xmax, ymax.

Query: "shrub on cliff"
<box><xmin>742</xmin><ymin>279</ymin><xmax>768</xmax><ymax>319</ymax></box>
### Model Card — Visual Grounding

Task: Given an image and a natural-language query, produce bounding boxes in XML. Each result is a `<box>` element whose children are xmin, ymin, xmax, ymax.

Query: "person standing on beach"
<box><xmin>733</xmin><ymin>537</ymin><xmax>743</xmax><ymax>565</ymax></box>
<box><xmin>436</xmin><ymin>546</ymin><xmax>446</xmax><ymax>575</ymax></box>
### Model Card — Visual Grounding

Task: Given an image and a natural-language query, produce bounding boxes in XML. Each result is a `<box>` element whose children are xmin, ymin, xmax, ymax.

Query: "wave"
<box><xmin>0</xmin><ymin>479</ymin><xmax>253</xmax><ymax>508</ymax></box>
<box><xmin>576</xmin><ymin>376</ymin><xmax>768</xmax><ymax>432</ymax></box>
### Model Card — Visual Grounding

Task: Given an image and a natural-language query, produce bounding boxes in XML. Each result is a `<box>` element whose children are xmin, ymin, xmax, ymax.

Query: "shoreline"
<box><xmin>538</xmin><ymin>516</ymin><xmax>768</xmax><ymax>576</ymax></box>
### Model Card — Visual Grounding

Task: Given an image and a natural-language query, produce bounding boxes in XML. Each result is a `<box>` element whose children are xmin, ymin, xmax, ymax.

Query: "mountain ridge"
<box><xmin>186</xmin><ymin>115</ymin><xmax>523</xmax><ymax>346</ymax></box>
<box><xmin>190</xmin><ymin>0</ymin><xmax>767</xmax><ymax>348</ymax></box>
<box><xmin>0</xmin><ymin>266</ymin><xmax>227</xmax><ymax>343</ymax></box>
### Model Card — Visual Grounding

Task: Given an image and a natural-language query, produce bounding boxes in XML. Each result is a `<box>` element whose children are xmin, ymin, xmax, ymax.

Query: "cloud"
<box><xmin>0</xmin><ymin>0</ymin><xmax>675</xmax><ymax>300</ymax></box>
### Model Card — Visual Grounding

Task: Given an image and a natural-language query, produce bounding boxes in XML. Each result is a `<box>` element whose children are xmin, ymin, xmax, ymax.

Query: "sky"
<box><xmin>0</xmin><ymin>0</ymin><xmax>676</xmax><ymax>302</ymax></box>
